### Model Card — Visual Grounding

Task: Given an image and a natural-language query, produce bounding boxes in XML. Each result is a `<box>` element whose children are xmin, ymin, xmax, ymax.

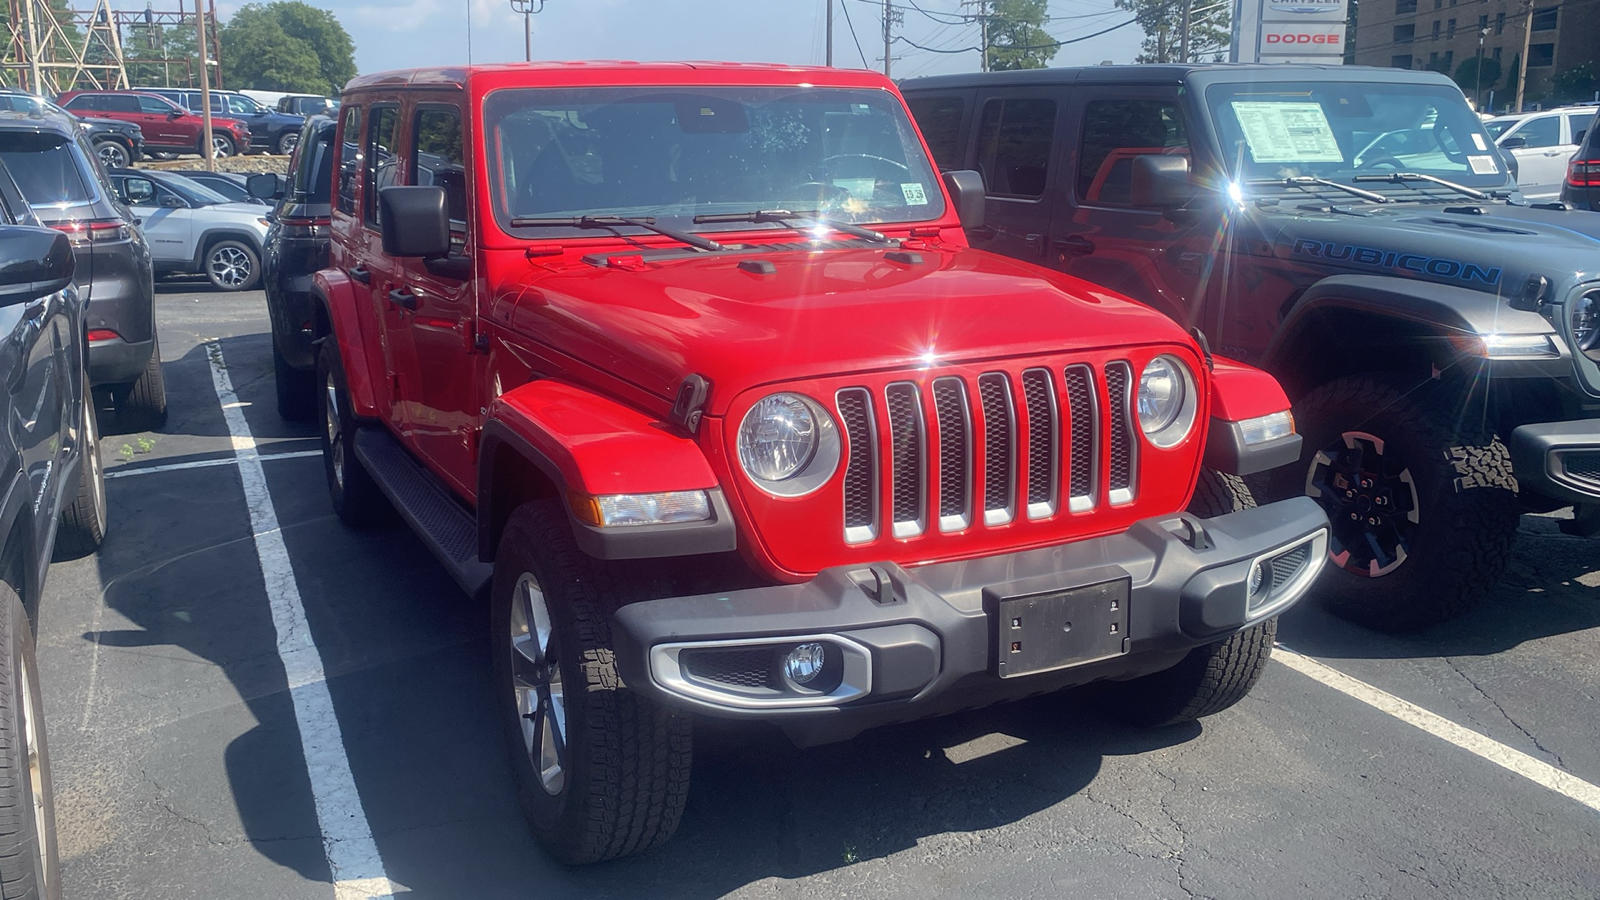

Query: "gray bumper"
<box><xmin>613</xmin><ymin>498</ymin><xmax>1328</xmax><ymax>746</ymax></box>
<box><xmin>1509</xmin><ymin>420</ymin><xmax>1600</xmax><ymax>505</ymax></box>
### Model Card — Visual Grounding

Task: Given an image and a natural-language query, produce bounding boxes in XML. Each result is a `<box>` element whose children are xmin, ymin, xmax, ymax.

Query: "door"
<box><xmin>966</xmin><ymin>90</ymin><xmax>1062</xmax><ymax>264</ymax></box>
<box><xmin>115</xmin><ymin>175</ymin><xmax>191</xmax><ymax>265</ymax></box>
<box><xmin>394</xmin><ymin>101</ymin><xmax>478</xmax><ymax>495</ymax></box>
<box><xmin>0</xmin><ymin>188</ymin><xmax>70</xmax><ymax>523</ymax></box>
<box><xmin>136</xmin><ymin>94</ymin><xmax>191</xmax><ymax>148</ymax></box>
<box><xmin>1048</xmin><ymin>88</ymin><xmax>1208</xmax><ymax>330</ymax></box>
<box><xmin>358</xmin><ymin>103</ymin><xmax>408</xmax><ymax>427</ymax></box>
<box><xmin>1504</xmin><ymin>114</ymin><xmax>1569</xmax><ymax>199</ymax></box>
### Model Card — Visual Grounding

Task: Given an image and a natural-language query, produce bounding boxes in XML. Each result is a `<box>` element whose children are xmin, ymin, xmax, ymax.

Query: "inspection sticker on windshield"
<box><xmin>1472</xmin><ymin>133</ymin><xmax>1488</xmax><ymax>151</ymax></box>
<box><xmin>1468</xmin><ymin>154</ymin><xmax>1500</xmax><ymax>175</ymax></box>
<box><xmin>1231</xmin><ymin>101</ymin><xmax>1343</xmax><ymax>163</ymax></box>
<box><xmin>901</xmin><ymin>183</ymin><xmax>929</xmax><ymax>205</ymax></box>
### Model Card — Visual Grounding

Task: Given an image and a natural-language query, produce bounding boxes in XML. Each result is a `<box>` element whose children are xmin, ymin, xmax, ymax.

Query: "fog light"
<box><xmin>783</xmin><ymin>643</ymin><xmax>826</xmax><ymax>685</ymax></box>
<box><xmin>1248</xmin><ymin>561</ymin><xmax>1265</xmax><ymax>597</ymax></box>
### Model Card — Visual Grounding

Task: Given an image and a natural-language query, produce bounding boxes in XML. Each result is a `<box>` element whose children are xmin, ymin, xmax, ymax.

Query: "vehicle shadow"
<box><xmin>98</xmin><ymin>336</ymin><xmax>310</xmax><ymax>444</ymax></box>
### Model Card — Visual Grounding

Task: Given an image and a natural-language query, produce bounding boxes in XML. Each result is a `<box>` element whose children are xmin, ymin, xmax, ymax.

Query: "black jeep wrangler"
<box><xmin>904</xmin><ymin>64</ymin><xmax>1600</xmax><ymax>631</ymax></box>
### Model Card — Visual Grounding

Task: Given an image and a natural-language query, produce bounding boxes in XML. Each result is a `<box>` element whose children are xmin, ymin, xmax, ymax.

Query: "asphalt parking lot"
<box><xmin>31</xmin><ymin>281</ymin><xmax>1600</xmax><ymax>899</ymax></box>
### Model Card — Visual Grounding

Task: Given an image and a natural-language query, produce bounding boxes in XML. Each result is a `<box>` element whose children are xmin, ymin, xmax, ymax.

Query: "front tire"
<box><xmin>93</xmin><ymin>139</ymin><xmax>130</xmax><ymax>170</ymax></box>
<box><xmin>1265</xmin><ymin>373</ymin><xmax>1519</xmax><ymax>631</ymax></box>
<box><xmin>112</xmin><ymin>337</ymin><xmax>167</xmax><ymax>432</ymax></box>
<box><xmin>276</xmin><ymin>130</ymin><xmax>299</xmax><ymax>156</ymax></box>
<box><xmin>0</xmin><ymin>585</ymin><xmax>60</xmax><ymax>899</ymax></box>
<box><xmin>205</xmin><ymin>240</ymin><xmax>260</xmax><ymax>291</ymax></box>
<box><xmin>493</xmin><ymin>500</ymin><xmax>692</xmax><ymax>865</ymax></box>
<box><xmin>54</xmin><ymin>400</ymin><xmax>106</xmax><ymax>560</ymax></box>
<box><xmin>316</xmin><ymin>340</ymin><xmax>388</xmax><ymax>526</ymax></box>
<box><xmin>209</xmin><ymin>133</ymin><xmax>235</xmax><ymax>158</ymax></box>
<box><xmin>1097</xmin><ymin>618</ymin><xmax>1277</xmax><ymax>727</ymax></box>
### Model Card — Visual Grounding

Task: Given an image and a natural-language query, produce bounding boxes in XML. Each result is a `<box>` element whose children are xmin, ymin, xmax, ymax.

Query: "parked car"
<box><xmin>250</xmin><ymin>114</ymin><xmax>335</xmax><ymax>419</ymax></box>
<box><xmin>56</xmin><ymin>90</ymin><xmax>249</xmax><ymax>158</ymax></box>
<box><xmin>106</xmin><ymin>168</ymin><xmax>270</xmax><ymax>291</ymax></box>
<box><xmin>308</xmin><ymin>62</ymin><xmax>1329</xmax><ymax>863</ymax></box>
<box><xmin>277</xmin><ymin>94</ymin><xmax>338</xmax><ymax>118</ymax></box>
<box><xmin>0</xmin><ymin>105</ymin><xmax>164</xmax><ymax>429</ymax></box>
<box><xmin>902</xmin><ymin>64</ymin><xmax>1600</xmax><ymax>631</ymax></box>
<box><xmin>0</xmin><ymin>88</ymin><xmax>144</xmax><ymax>169</ymax></box>
<box><xmin>136</xmin><ymin>87</ymin><xmax>305</xmax><ymax>155</ymax></box>
<box><xmin>168</xmin><ymin>170</ymin><xmax>265</xmax><ymax>206</ymax></box>
<box><xmin>1560</xmin><ymin>108</ymin><xmax>1600</xmax><ymax>209</ymax></box>
<box><xmin>1485</xmin><ymin>105</ymin><xmax>1597</xmax><ymax>201</ymax></box>
<box><xmin>0</xmin><ymin>151</ymin><xmax>110</xmax><ymax>900</ymax></box>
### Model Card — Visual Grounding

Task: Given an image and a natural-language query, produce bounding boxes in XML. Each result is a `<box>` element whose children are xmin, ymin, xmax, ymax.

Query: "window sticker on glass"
<box><xmin>901</xmin><ymin>183</ymin><xmax>928</xmax><ymax>205</ymax></box>
<box><xmin>1468</xmin><ymin>154</ymin><xmax>1500</xmax><ymax>174</ymax></box>
<box><xmin>1472</xmin><ymin>133</ymin><xmax>1488</xmax><ymax>151</ymax></box>
<box><xmin>1231</xmin><ymin>101</ymin><xmax>1344</xmax><ymax>164</ymax></box>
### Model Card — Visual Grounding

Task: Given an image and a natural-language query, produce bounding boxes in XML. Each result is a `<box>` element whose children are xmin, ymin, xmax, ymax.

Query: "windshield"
<box><xmin>156</xmin><ymin>173</ymin><xmax>230</xmax><ymax>206</ymax></box>
<box><xmin>1203</xmin><ymin>81</ymin><xmax>1510</xmax><ymax>193</ymax></box>
<box><xmin>484</xmin><ymin>85</ymin><xmax>945</xmax><ymax>237</ymax></box>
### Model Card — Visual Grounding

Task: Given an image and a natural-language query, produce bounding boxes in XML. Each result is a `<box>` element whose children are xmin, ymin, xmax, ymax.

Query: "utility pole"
<box><xmin>509</xmin><ymin>0</ymin><xmax>545</xmax><ymax>63</ymax></box>
<box><xmin>962</xmin><ymin>0</ymin><xmax>990</xmax><ymax>71</ymax></box>
<box><xmin>883</xmin><ymin>0</ymin><xmax>892</xmax><ymax>77</ymax></box>
<box><xmin>1515</xmin><ymin>0</ymin><xmax>1533</xmax><ymax>113</ymax></box>
<box><xmin>1474</xmin><ymin>27</ymin><xmax>1487</xmax><ymax>110</ymax></box>
<box><xmin>826</xmin><ymin>0</ymin><xmax>833</xmax><ymax>66</ymax></box>
<box><xmin>195</xmin><ymin>0</ymin><xmax>214</xmax><ymax>171</ymax></box>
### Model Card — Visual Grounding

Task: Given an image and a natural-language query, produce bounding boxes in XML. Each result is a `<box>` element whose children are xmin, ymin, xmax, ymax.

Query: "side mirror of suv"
<box><xmin>1130</xmin><ymin>155</ymin><xmax>1197</xmax><ymax>209</ymax></box>
<box><xmin>941</xmin><ymin>170</ymin><xmax>985</xmax><ymax>230</ymax></box>
<box><xmin>379</xmin><ymin>186</ymin><xmax>450</xmax><ymax>258</ymax></box>
<box><xmin>0</xmin><ymin>227</ymin><xmax>73</xmax><ymax>308</ymax></box>
<box><xmin>246</xmin><ymin>172</ymin><xmax>284</xmax><ymax>201</ymax></box>
<box><xmin>1500</xmin><ymin>136</ymin><xmax>1528</xmax><ymax>150</ymax></box>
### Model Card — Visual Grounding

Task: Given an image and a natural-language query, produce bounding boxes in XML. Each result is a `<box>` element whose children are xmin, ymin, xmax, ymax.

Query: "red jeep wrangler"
<box><xmin>312</xmin><ymin>63</ymin><xmax>1329</xmax><ymax>864</ymax></box>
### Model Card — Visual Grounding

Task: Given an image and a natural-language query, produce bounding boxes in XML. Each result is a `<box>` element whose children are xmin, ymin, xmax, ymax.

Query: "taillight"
<box><xmin>87</xmin><ymin>329</ymin><xmax>120</xmax><ymax>343</ymax></box>
<box><xmin>50</xmin><ymin>219</ymin><xmax>130</xmax><ymax>247</ymax></box>
<box><xmin>1567</xmin><ymin>158</ymin><xmax>1600</xmax><ymax>188</ymax></box>
<box><xmin>280</xmin><ymin>216</ymin><xmax>330</xmax><ymax>239</ymax></box>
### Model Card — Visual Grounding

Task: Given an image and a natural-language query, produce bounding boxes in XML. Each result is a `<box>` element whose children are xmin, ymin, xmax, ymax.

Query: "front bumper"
<box><xmin>1509</xmin><ymin>419</ymin><xmax>1600</xmax><ymax>505</ymax></box>
<box><xmin>613</xmin><ymin>498</ymin><xmax>1328</xmax><ymax>746</ymax></box>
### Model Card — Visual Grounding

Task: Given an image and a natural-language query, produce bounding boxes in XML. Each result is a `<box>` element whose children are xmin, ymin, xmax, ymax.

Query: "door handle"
<box><xmin>388</xmin><ymin>288</ymin><xmax>418</xmax><ymax>311</ymax></box>
<box><xmin>349</xmin><ymin>266</ymin><xmax>371</xmax><ymax>284</ymax></box>
<box><xmin>1053</xmin><ymin>235</ymin><xmax>1095</xmax><ymax>256</ymax></box>
<box><xmin>1024</xmin><ymin>233</ymin><xmax>1045</xmax><ymax>255</ymax></box>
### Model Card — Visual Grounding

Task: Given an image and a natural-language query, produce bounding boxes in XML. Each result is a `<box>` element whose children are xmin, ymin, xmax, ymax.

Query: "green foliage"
<box><xmin>985</xmin><ymin>0</ymin><xmax>1058</xmax><ymax>71</ymax></box>
<box><xmin>1453</xmin><ymin>56</ymin><xmax>1501</xmax><ymax>94</ymax></box>
<box><xmin>123</xmin><ymin>25</ymin><xmax>199</xmax><ymax>87</ymax></box>
<box><xmin>1551</xmin><ymin>63</ymin><xmax>1599</xmax><ymax>105</ymax></box>
<box><xmin>1116</xmin><ymin>0</ymin><xmax>1232</xmax><ymax>63</ymax></box>
<box><xmin>221</xmin><ymin>2</ymin><xmax>355</xmax><ymax>95</ymax></box>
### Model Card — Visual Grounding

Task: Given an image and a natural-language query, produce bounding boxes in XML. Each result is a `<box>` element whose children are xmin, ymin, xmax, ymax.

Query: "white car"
<box><xmin>108</xmin><ymin>168</ymin><xmax>271</xmax><ymax>291</ymax></box>
<box><xmin>1486</xmin><ymin>106</ymin><xmax>1598</xmax><ymax>201</ymax></box>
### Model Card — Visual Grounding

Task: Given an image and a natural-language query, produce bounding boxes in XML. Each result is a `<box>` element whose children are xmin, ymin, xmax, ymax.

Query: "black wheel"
<box><xmin>1096</xmin><ymin>618</ymin><xmax>1277</xmax><ymax>727</ymax></box>
<box><xmin>276</xmin><ymin>130</ymin><xmax>299</xmax><ymax>156</ymax></box>
<box><xmin>205</xmin><ymin>240</ymin><xmax>260</xmax><ymax>291</ymax></box>
<box><xmin>209</xmin><ymin>133</ymin><xmax>235</xmax><ymax>159</ymax></box>
<box><xmin>273</xmin><ymin>342</ymin><xmax>316</xmax><ymax>421</ymax></box>
<box><xmin>93</xmin><ymin>139</ymin><xmax>129</xmax><ymax>170</ymax></box>
<box><xmin>54</xmin><ymin>400</ymin><xmax>106</xmax><ymax>560</ymax></box>
<box><xmin>493</xmin><ymin>500</ymin><xmax>692</xmax><ymax>865</ymax></box>
<box><xmin>316</xmin><ymin>340</ymin><xmax>388</xmax><ymax>526</ymax></box>
<box><xmin>1263</xmin><ymin>373</ymin><xmax>1519</xmax><ymax>631</ymax></box>
<box><xmin>0</xmin><ymin>584</ymin><xmax>60</xmax><ymax>899</ymax></box>
<box><xmin>1188</xmin><ymin>468</ymin><xmax>1256</xmax><ymax>517</ymax></box>
<box><xmin>112</xmin><ymin>337</ymin><xmax>167</xmax><ymax>432</ymax></box>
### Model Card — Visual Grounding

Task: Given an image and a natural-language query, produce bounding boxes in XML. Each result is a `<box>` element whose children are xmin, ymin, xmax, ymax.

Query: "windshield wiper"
<box><xmin>1351</xmin><ymin>172</ymin><xmax>1488</xmax><ymax>200</ymax></box>
<box><xmin>691</xmin><ymin>209</ymin><xmax>890</xmax><ymax>243</ymax></box>
<box><xmin>1247</xmin><ymin>177</ymin><xmax>1390</xmax><ymax>204</ymax></box>
<box><xmin>507</xmin><ymin>215</ymin><xmax>723</xmax><ymax>252</ymax></box>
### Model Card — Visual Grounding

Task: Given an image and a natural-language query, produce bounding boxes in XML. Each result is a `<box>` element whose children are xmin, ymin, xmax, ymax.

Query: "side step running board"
<box><xmin>353</xmin><ymin>426</ymin><xmax>493</xmax><ymax>597</ymax></box>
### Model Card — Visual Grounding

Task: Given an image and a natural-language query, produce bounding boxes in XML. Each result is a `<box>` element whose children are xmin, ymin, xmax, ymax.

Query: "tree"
<box><xmin>1551</xmin><ymin>62</ymin><xmax>1598</xmax><ymax>105</ymax></box>
<box><xmin>985</xmin><ymin>0</ymin><xmax>1058</xmax><ymax>71</ymax></box>
<box><xmin>1116</xmin><ymin>0</ymin><xmax>1232</xmax><ymax>63</ymax></box>
<box><xmin>1453</xmin><ymin>56</ymin><xmax>1501</xmax><ymax>96</ymax></box>
<box><xmin>221</xmin><ymin>2</ymin><xmax>355</xmax><ymax>95</ymax></box>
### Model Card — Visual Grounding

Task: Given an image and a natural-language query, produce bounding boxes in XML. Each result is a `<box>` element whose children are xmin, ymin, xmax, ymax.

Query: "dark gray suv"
<box><xmin>0</xmin><ymin>106</ymin><xmax>165</xmax><ymax>429</ymax></box>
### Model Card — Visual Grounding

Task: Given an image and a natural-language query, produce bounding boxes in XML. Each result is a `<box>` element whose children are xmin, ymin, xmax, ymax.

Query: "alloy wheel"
<box><xmin>208</xmin><ymin>246</ymin><xmax>253</xmax><ymax>289</ymax></box>
<box><xmin>211</xmin><ymin>135</ymin><xmax>233</xmax><ymax>158</ymax></box>
<box><xmin>323</xmin><ymin>372</ymin><xmax>344</xmax><ymax>489</ymax></box>
<box><xmin>96</xmin><ymin>141</ymin><xmax>128</xmax><ymax>169</ymax></box>
<box><xmin>1305</xmin><ymin>430</ymin><xmax>1421</xmax><ymax>577</ymax></box>
<box><xmin>18</xmin><ymin>644</ymin><xmax>49</xmax><ymax>896</ymax></box>
<box><xmin>509</xmin><ymin>573</ymin><xmax>566</xmax><ymax>795</ymax></box>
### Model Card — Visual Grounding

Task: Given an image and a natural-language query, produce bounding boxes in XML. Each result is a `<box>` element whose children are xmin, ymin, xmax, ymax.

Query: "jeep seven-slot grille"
<box><xmin>836</xmin><ymin>363</ymin><xmax>1135</xmax><ymax>542</ymax></box>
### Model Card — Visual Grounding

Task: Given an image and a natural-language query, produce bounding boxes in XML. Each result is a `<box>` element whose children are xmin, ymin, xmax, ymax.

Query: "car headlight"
<box><xmin>1574</xmin><ymin>292</ymin><xmax>1600</xmax><ymax>352</ymax></box>
<box><xmin>1137</xmin><ymin>356</ymin><xmax>1199</xmax><ymax>448</ymax></box>
<box><xmin>736</xmin><ymin>392</ymin><xmax>841</xmax><ymax>496</ymax></box>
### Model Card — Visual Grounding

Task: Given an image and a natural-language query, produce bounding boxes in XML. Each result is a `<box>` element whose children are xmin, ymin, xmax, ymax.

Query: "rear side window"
<box><xmin>336</xmin><ymin>105</ymin><xmax>361</xmax><ymax>215</ymax></box>
<box><xmin>292</xmin><ymin>124</ymin><xmax>335</xmax><ymax>203</ymax></box>
<box><xmin>907</xmin><ymin>96</ymin><xmax>966</xmax><ymax>170</ymax></box>
<box><xmin>0</xmin><ymin>132</ymin><xmax>92</xmax><ymax>205</ymax></box>
<box><xmin>975</xmin><ymin>98</ymin><xmax>1055</xmax><ymax>198</ymax></box>
<box><xmin>1564</xmin><ymin>113</ymin><xmax>1592</xmax><ymax>145</ymax></box>
<box><xmin>364</xmin><ymin>105</ymin><xmax>399</xmax><ymax>229</ymax></box>
<box><xmin>1077</xmin><ymin>98</ymin><xmax>1188</xmax><ymax>207</ymax></box>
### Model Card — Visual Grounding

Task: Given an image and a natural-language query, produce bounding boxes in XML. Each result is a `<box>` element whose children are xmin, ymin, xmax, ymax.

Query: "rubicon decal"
<box><xmin>1292</xmin><ymin>239</ymin><xmax>1502</xmax><ymax>285</ymax></box>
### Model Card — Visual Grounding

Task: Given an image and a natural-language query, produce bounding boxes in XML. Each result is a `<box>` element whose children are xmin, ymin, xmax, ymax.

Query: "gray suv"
<box><xmin>0</xmin><ymin>105</ymin><xmax>165</xmax><ymax>429</ymax></box>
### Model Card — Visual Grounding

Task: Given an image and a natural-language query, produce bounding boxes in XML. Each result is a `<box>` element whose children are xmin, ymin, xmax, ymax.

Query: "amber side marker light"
<box><xmin>568</xmin><ymin>489</ymin><xmax>712</xmax><ymax>527</ymax></box>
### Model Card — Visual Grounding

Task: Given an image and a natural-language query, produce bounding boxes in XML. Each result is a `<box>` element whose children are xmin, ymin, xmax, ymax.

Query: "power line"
<box><xmin>894</xmin><ymin>14</ymin><xmax>1137</xmax><ymax>53</ymax></box>
<box><xmin>839</xmin><ymin>0</ymin><xmax>872</xmax><ymax>66</ymax></box>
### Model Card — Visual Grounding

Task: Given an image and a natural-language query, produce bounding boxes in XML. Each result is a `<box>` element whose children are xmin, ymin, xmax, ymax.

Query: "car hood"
<box><xmin>193</xmin><ymin>203</ymin><xmax>269</xmax><ymax>230</ymax></box>
<box><xmin>494</xmin><ymin>243</ymin><xmax>1195</xmax><ymax>413</ymax></box>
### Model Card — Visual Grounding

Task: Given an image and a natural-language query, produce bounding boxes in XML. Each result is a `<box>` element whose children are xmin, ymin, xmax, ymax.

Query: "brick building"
<box><xmin>1352</xmin><ymin>0</ymin><xmax>1599</xmax><ymax>110</ymax></box>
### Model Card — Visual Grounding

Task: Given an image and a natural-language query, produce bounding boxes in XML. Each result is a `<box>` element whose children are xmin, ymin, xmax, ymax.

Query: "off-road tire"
<box><xmin>273</xmin><ymin>342</ymin><xmax>316</xmax><ymax>421</ymax></box>
<box><xmin>54</xmin><ymin>401</ymin><xmax>106</xmax><ymax>560</ymax></box>
<box><xmin>0</xmin><ymin>584</ymin><xmax>60</xmax><ymax>899</ymax></box>
<box><xmin>1188</xmin><ymin>468</ymin><xmax>1256</xmax><ymax>517</ymax></box>
<box><xmin>492</xmin><ymin>500</ymin><xmax>692</xmax><ymax>865</ymax></box>
<box><xmin>112</xmin><ymin>339</ymin><xmax>167</xmax><ymax>432</ymax></box>
<box><xmin>1097</xmin><ymin>618</ymin><xmax>1277</xmax><ymax>727</ymax></box>
<box><xmin>316</xmin><ymin>340</ymin><xmax>389</xmax><ymax>527</ymax></box>
<box><xmin>92</xmin><ymin>138</ymin><xmax>130</xmax><ymax>170</ymax></box>
<box><xmin>1266</xmin><ymin>373</ymin><xmax>1519</xmax><ymax>632</ymax></box>
<box><xmin>204</xmin><ymin>239</ymin><xmax>260</xmax><ymax>292</ymax></box>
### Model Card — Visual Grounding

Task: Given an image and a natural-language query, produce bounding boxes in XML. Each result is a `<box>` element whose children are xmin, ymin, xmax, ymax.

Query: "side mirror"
<box><xmin>1500</xmin><ymin>136</ymin><xmax>1527</xmax><ymax>150</ymax></box>
<box><xmin>1130</xmin><ymin>155</ymin><xmax>1197</xmax><ymax>209</ymax></box>
<box><xmin>941</xmin><ymin>169</ymin><xmax>985</xmax><ymax>230</ymax></box>
<box><xmin>0</xmin><ymin>227</ymin><xmax>74</xmax><ymax>307</ymax></box>
<box><xmin>246</xmin><ymin>172</ymin><xmax>284</xmax><ymax>200</ymax></box>
<box><xmin>379</xmin><ymin>185</ymin><xmax>449</xmax><ymax>258</ymax></box>
<box><xmin>167</xmin><ymin>109</ymin><xmax>184</xmax><ymax>119</ymax></box>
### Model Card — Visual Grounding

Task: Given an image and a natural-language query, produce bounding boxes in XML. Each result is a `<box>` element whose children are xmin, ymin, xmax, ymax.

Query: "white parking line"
<box><xmin>1275</xmin><ymin>646</ymin><xmax>1600</xmax><ymax>814</ymax></box>
<box><xmin>205</xmin><ymin>343</ymin><xmax>399</xmax><ymax>900</ymax></box>
<box><xmin>104</xmin><ymin>450</ymin><xmax>321</xmax><ymax>479</ymax></box>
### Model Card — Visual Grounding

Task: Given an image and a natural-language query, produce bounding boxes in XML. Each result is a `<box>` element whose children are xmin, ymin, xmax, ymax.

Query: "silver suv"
<box><xmin>108</xmin><ymin>169</ymin><xmax>271</xmax><ymax>291</ymax></box>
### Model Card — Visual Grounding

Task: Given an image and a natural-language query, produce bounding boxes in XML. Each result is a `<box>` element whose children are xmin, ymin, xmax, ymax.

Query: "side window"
<box><xmin>364</xmin><ymin>105</ymin><xmax>399</xmax><ymax>229</ymax></box>
<box><xmin>975</xmin><ymin>98</ymin><xmax>1055</xmax><ymax>198</ymax></box>
<box><xmin>137</xmin><ymin>95</ymin><xmax>172</xmax><ymax>115</ymax></box>
<box><xmin>64</xmin><ymin>95</ymin><xmax>98</xmax><ymax>112</ymax></box>
<box><xmin>1565</xmin><ymin>114</ymin><xmax>1591</xmax><ymax>145</ymax></box>
<box><xmin>1077</xmin><ymin>98</ymin><xmax>1188</xmax><ymax>207</ymax></box>
<box><xmin>227</xmin><ymin>95</ymin><xmax>256</xmax><ymax>116</ymax></box>
<box><xmin>906</xmin><ymin>96</ymin><xmax>966</xmax><ymax>170</ymax></box>
<box><xmin>1516</xmin><ymin>115</ymin><xmax>1560</xmax><ymax>149</ymax></box>
<box><xmin>106</xmin><ymin>95</ymin><xmax>140</xmax><ymax>113</ymax></box>
<box><xmin>336</xmin><ymin>105</ymin><xmax>361</xmax><ymax>215</ymax></box>
<box><xmin>412</xmin><ymin>105</ymin><xmax>466</xmax><ymax>252</ymax></box>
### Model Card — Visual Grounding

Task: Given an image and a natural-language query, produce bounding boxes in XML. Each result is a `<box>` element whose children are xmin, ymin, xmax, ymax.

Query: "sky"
<box><xmin>208</xmin><ymin>0</ymin><xmax>1148</xmax><ymax>85</ymax></box>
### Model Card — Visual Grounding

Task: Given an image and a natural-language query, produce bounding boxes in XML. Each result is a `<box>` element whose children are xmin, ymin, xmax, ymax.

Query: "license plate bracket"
<box><xmin>992</xmin><ymin>578</ymin><xmax>1130</xmax><ymax>678</ymax></box>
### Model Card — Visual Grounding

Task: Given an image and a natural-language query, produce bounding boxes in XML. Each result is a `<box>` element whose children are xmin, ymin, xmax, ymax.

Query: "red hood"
<box><xmin>491</xmin><ymin>244</ymin><xmax>1194</xmax><ymax>416</ymax></box>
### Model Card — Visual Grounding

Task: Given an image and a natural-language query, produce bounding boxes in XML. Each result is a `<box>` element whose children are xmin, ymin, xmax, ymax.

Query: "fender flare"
<box><xmin>477</xmin><ymin>380</ymin><xmax>733</xmax><ymax>561</ymax></box>
<box><xmin>310</xmin><ymin>268</ymin><xmax>380</xmax><ymax>419</ymax></box>
<box><xmin>1202</xmin><ymin>356</ymin><xmax>1301</xmax><ymax>477</ymax></box>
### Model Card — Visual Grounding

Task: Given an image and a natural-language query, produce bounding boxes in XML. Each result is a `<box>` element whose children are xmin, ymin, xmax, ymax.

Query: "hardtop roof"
<box><xmin>342</xmin><ymin>61</ymin><xmax>897</xmax><ymax>96</ymax></box>
<box><xmin>900</xmin><ymin>62</ymin><xmax>1456</xmax><ymax>92</ymax></box>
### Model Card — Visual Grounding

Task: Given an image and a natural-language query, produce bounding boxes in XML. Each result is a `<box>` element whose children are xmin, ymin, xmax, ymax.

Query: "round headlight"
<box><xmin>1574</xmin><ymin>292</ymin><xmax>1600</xmax><ymax>351</ymax></box>
<box><xmin>1137</xmin><ymin>356</ymin><xmax>1198</xmax><ymax>448</ymax></box>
